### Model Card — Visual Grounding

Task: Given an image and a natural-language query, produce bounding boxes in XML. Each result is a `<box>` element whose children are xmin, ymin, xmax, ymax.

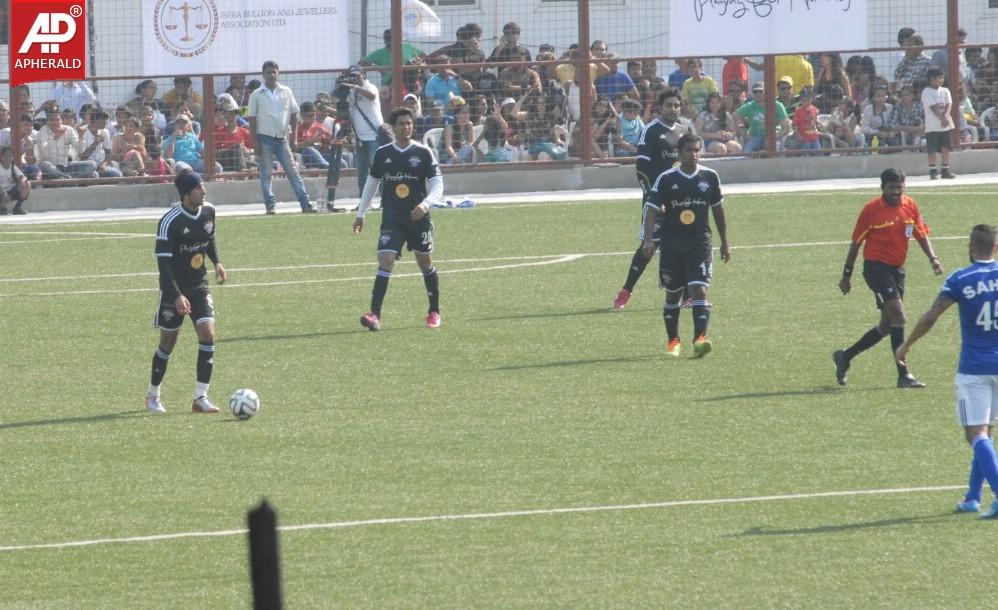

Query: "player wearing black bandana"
<box><xmin>353</xmin><ymin>107</ymin><xmax>444</xmax><ymax>331</ymax></box>
<box><xmin>146</xmin><ymin>171</ymin><xmax>228</xmax><ymax>413</ymax></box>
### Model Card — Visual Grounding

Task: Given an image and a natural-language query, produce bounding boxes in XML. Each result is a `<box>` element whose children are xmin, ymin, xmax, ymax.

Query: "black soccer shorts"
<box><xmin>658</xmin><ymin>238</ymin><xmax>713</xmax><ymax>292</ymax></box>
<box><xmin>154</xmin><ymin>283</ymin><xmax>215</xmax><ymax>330</ymax></box>
<box><xmin>377</xmin><ymin>217</ymin><xmax>434</xmax><ymax>255</ymax></box>
<box><xmin>862</xmin><ymin>260</ymin><xmax>905</xmax><ymax>309</ymax></box>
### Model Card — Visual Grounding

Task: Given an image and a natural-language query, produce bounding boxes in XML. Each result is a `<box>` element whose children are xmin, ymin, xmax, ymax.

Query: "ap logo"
<box><xmin>18</xmin><ymin>11</ymin><xmax>78</xmax><ymax>54</ymax></box>
<box><xmin>9</xmin><ymin>1</ymin><xmax>86</xmax><ymax>86</ymax></box>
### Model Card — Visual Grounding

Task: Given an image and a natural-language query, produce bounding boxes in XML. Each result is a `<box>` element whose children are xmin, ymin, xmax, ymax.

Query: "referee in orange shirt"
<box><xmin>833</xmin><ymin>168</ymin><xmax>945</xmax><ymax>388</ymax></box>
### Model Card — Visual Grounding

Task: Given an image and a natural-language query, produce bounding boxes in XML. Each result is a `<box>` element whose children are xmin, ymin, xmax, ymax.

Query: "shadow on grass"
<box><xmin>490</xmin><ymin>354</ymin><xmax>661</xmax><ymax>371</ymax></box>
<box><xmin>218</xmin><ymin>326</ymin><xmax>423</xmax><ymax>343</ymax></box>
<box><xmin>732</xmin><ymin>512</ymin><xmax>956</xmax><ymax>537</ymax></box>
<box><xmin>0</xmin><ymin>410</ymin><xmax>148</xmax><ymax>431</ymax></box>
<box><xmin>696</xmin><ymin>385</ymin><xmax>892</xmax><ymax>402</ymax></box>
<box><xmin>471</xmin><ymin>307</ymin><xmax>655</xmax><ymax>322</ymax></box>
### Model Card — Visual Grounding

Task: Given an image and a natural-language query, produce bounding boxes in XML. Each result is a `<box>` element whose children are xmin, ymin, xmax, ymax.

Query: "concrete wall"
<box><xmin>23</xmin><ymin>149</ymin><xmax>998</xmax><ymax>213</ymax></box>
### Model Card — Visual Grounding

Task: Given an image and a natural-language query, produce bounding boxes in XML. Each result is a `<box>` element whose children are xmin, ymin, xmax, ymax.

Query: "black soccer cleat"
<box><xmin>833</xmin><ymin>349</ymin><xmax>850</xmax><ymax>386</ymax></box>
<box><xmin>897</xmin><ymin>374</ymin><xmax>926</xmax><ymax>389</ymax></box>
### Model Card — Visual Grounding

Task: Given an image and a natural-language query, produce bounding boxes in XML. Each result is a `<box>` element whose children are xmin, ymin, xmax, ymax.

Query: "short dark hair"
<box><xmin>300</xmin><ymin>101</ymin><xmax>314</xmax><ymax>114</ymax></box>
<box><xmin>502</xmin><ymin>22</ymin><xmax>520</xmax><ymax>34</ymax></box>
<box><xmin>678</xmin><ymin>133</ymin><xmax>702</xmax><ymax>150</ymax></box>
<box><xmin>926</xmin><ymin>66</ymin><xmax>944</xmax><ymax>81</ymax></box>
<box><xmin>897</xmin><ymin>27</ymin><xmax>916</xmax><ymax>46</ymax></box>
<box><xmin>971</xmin><ymin>224</ymin><xmax>997</xmax><ymax>254</ymax></box>
<box><xmin>262</xmin><ymin>60</ymin><xmax>279</xmax><ymax>72</ymax></box>
<box><xmin>657</xmin><ymin>87</ymin><xmax>681</xmax><ymax>107</ymax></box>
<box><xmin>881</xmin><ymin>168</ymin><xmax>906</xmax><ymax>185</ymax></box>
<box><xmin>388</xmin><ymin>106</ymin><xmax>414</xmax><ymax>126</ymax></box>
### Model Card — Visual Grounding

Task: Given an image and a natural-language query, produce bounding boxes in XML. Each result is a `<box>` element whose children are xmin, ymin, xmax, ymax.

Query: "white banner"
<box><xmin>142</xmin><ymin>0</ymin><xmax>349</xmax><ymax>76</ymax></box>
<box><xmin>669</xmin><ymin>0</ymin><xmax>867</xmax><ymax>57</ymax></box>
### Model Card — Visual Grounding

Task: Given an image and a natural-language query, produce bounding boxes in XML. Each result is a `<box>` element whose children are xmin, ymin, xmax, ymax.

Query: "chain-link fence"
<box><xmin>1</xmin><ymin>0</ymin><xmax>995</xmax><ymax>187</ymax></box>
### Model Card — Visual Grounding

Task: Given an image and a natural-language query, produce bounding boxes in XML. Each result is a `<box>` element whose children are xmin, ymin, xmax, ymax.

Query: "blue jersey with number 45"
<box><xmin>941</xmin><ymin>260</ymin><xmax>998</xmax><ymax>375</ymax></box>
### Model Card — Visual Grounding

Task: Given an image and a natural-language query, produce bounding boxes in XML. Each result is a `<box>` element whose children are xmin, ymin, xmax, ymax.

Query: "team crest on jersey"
<box><xmin>396</xmin><ymin>184</ymin><xmax>411</xmax><ymax>198</ymax></box>
<box><xmin>203</xmin><ymin>221</ymin><xmax>214</xmax><ymax>234</ymax></box>
<box><xmin>191</xmin><ymin>253</ymin><xmax>204</xmax><ymax>269</ymax></box>
<box><xmin>408</xmin><ymin>156</ymin><xmax>421</xmax><ymax>167</ymax></box>
<box><xmin>680</xmin><ymin>210</ymin><xmax>696</xmax><ymax>225</ymax></box>
<box><xmin>905</xmin><ymin>224</ymin><xmax>914</xmax><ymax>238</ymax></box>
<box><xmin>698</xmin><ymin>181</ymin><xmax>709</xmax><ymax>192</ymax></box>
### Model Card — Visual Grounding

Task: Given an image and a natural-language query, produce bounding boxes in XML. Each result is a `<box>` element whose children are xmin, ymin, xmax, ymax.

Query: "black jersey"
<box><xmin>649</xmin><ymin>165</ymin><xmax>723</xmax><ymax>240</ymax></box>
<box><xmin>635</xmin><ymin>118</ymin><xmax>696</xmax><ymax>196</ymax></box>
<box><xmin>370</xmin><ymin>141</ymin><xmax>441</xmax><ymax>224</ymax></box>
<box><xmin>155</xmin><ymin>203</ymin><xmax>218</xmax><ymax>299</ymax></box>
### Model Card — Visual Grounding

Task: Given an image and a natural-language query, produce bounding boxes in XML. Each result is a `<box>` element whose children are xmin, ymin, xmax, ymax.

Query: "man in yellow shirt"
<box><xmin>774</xmin><ymin>55</ymin><xmax>814</xmax><ymax>91</ymax></box>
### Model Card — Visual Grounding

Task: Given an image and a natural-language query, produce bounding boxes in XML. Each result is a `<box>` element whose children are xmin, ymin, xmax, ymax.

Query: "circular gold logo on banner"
<box><xmin>395</xmin><ymin>184</ymin><xmax>410</xmax><ymax>198</ymax></box>
<box><xmin>191</xmin><ymin>253</ymin><xmax>204</xmax><ymax>269</ymax></box>
<box><xmin>153</xmin><ymin>0</ymin><xmax>220</xmax><ymax>59</ymax></box>
<box><xmin>679</xmin><ymin>210</ymin><xmax>696</xmax><ymax>225</ymax></box>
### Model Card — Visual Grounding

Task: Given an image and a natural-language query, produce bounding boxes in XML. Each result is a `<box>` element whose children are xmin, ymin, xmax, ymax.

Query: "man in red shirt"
<box><xmin>208</xmin><ymin>96</ymin><xmax>253</xmax><ymax>171</ymax></box>
<box><xmin>834</xmin><ymin>168</ymin><xmax>944</xmax><ymax>388</ymax></box>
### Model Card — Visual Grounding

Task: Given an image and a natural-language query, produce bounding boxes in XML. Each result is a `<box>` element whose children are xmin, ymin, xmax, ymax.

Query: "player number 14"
<box><xmin>975</xmin><ymin>300</ymin><xmax>998</xmax><ymax>331</ymax></box>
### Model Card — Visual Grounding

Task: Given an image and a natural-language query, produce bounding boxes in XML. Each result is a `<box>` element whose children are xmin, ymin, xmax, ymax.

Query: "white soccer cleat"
<box><xmin>191</xmin><ymin>396</ymin><xmax>220</xmax><ymax>414</ymax></box>
<box><xmin>145</xmin><ymin>395</ymin><xmax>166</xmax><ymax>413</ymax></box>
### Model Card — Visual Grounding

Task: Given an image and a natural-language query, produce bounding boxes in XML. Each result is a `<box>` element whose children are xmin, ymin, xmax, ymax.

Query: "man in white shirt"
<box><xmin>342</xmin><ymin>64</ymin><xmax>384</xmax><ymax>193</ymax></box>
<box><xmin>48</xmin><ymin>81</ymin><xmax>98</xmax><ymax>121</ymax></box>
<box><xmin>247</xmin><ymin>60</ymin><xmax>316</xmax><ymax>214</ymax></box>
<box><xmin>79</xmin><ymin>109</ymin><xmax>122</xmax><ymax>178</ymax></box>
<box><xmin>34</xmin><ymin>111</ymin><xmax>97</xmax><ymax>179</ymax></box>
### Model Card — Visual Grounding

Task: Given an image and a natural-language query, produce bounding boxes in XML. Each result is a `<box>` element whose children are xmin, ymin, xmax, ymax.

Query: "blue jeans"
<box><xmin>743</xmin><ymin>134</ymin><xmax>784</xmax><ymax>153</ymax></box>
<box><xmin>299</xmin><ymin>146</ymin><xmax>329</xmax><ymax>169</ymax></box>
<box><xmin>799</xmin><ymin>139</ymin><xmax>822</xmax><ymax>151</ymax></box>
<box><xmin>355</xmin><ymin>139</ymin><xmax>378</xmax><ymax>193</ymax></box>
<box><xmin>257</xmin><ymin>133</ymin><xmax>311</xmax><ymax>210</ymax></box>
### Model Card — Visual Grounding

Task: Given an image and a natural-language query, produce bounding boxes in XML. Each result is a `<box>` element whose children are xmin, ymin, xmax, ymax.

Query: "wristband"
<box><xmin>842</xmin><ymin>265</ymin><xmax>853</xmax><ymax>277</ymax></box>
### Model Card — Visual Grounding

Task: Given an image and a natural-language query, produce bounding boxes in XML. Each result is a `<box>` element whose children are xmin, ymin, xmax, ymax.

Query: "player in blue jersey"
<box><xmin>642</xmin><ymin>133</ymin><xmax>729</xmax><ymax>357</ymax></box>
<box><xmin>353</xmin><ymin>106</ymin><xmax>444</xmax><ymax>331</ymax></box>
<box><xmin>896</xmin><ymin>224</ymin><xmax>998</xmax><ymax>518</ymax></box>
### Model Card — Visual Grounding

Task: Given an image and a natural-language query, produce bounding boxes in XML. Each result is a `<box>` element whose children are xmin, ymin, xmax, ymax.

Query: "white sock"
<box><xmin>193</xmin><ymin>382</ymin><xmax>209</xmax><ymax>400</ymax></box>
<box><xmin>148</xmin><ymin>384</ymin><xmax>160</xmax><ymax>398</ymax></box>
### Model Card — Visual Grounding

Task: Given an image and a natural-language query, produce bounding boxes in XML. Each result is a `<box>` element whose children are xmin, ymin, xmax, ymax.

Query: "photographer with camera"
<box><xmin>336</xmin><ymin>65</ymin><xmax>384</xmax><ymax>194</ymax></box>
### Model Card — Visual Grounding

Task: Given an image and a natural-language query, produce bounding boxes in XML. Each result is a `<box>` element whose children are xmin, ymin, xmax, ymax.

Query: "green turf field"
<box><xmin>0</xmin><ymin>182</ymin><xmax>994</xmax><ymax>607</ymax></box>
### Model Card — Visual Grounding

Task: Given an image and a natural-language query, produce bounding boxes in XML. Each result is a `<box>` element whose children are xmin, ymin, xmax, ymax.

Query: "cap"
<box><xmin>348</xmin><ymin>64</ymin><xmax>363</xmax><ymax>75</ymax></box>
<box><xmin>403</xmin><ymin>93</ymin><xmax>418</xmax><ymax>102</ymax></box>
<box><xmin>216</xmin><ymin>93</ymin><xmax>239</xmax><ymax>112</ymax></box>
<box><xmin>174</xmin><ymin>171</ymin><xmax>203</xmax><ymax>198</ymax></box>
<box><xmin>431</xmin><ymin>100</ymin><xmax>444</xmax><ymax>109</ymax></box>
<box><xmin>777</xmin><ymin>75</ymin><xmax>794</xmax><ymax>88</ymax></box>
<box><xmin>500</xmin><ymin>97</ymin><xmax>516</xmax><ymax>107</ymax></box>
<box><xmin>174</xmin><ymin>114</ymin><xmax>190</xmax><ymax>124</ymax></box>
<box><xmin>174</xmin><ymin>76</ymin><xmax>193</xmax><ymax>85</ymax></box>
<box><xmin>751</xmin><ymin>81</ymin><xmax>765</xmax><ymax>92</ymax></box>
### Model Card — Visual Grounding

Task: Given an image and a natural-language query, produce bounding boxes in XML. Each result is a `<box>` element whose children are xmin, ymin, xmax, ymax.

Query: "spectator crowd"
<box><xmin>0</xmin><ymin>22</ymin><xmax>992</xmax><ymax>213</ymax></box>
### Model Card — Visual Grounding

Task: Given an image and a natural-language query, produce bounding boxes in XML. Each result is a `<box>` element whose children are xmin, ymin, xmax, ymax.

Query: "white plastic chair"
<box><xmin>423</xmin><ymin>127</ymin><xmax>444</xmax><ymax>162</ymax></box>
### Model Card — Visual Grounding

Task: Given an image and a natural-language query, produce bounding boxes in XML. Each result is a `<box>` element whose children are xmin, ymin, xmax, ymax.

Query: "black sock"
<box><xmin>150</xmin><ymin>347</ymin><xmax>171</xmax><ymax>386</ymax></box>
<box><xmin>197</xmin><ymin>342</ymin><xmax>214</xmax><ymax>384</ymax></box>
<box><xmin>844</xmin><ymin>326</ymin><xmax>885</xmax><ymax>361</ymax></box>
<box><xmin>663</xmin><ymin>301</ymin><xmax>681</xmax><ymax>341</ymax></box>
<box><xmin>422</xmin><ymin>267</ymin><xmax>439</xmax><ymax>313</ymax></box>
<box><xmin>692</xmin><ymin>301</ymin><xmax>710</xmax><ymax>339</ymax></box>
<box><xmin>623</xmin><ymin>247</ymin><xmax>650</xmax><ymax>292</ymax></box>
<box><xmin>890</xmin><ymin>326</ymin><xmax>908</xmax><ymax>377</ymax></box>
<box><xmin>371</xmin><ymin>268</ymin><xmax>391</xmax><ymax>316</ymax></box>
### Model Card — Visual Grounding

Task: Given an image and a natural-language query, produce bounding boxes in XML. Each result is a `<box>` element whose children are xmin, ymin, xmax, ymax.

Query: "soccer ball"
<box><xmin>229</xmin><ymin>388</ymin><xmax>260</xmax><ymax>420</ymax></box>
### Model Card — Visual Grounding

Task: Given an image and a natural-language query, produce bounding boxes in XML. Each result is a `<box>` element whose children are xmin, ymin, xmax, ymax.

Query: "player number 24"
<box><xmin>975</xmin><ymin>300</ymin><xmax>998</xmax><ymax>331</ymax></box>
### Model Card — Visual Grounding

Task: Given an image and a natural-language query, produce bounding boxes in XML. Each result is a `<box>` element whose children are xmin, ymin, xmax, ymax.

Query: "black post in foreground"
<box><xmin>325</xmin><ymin>142</ymin><xmax>346</xmax><ymax>212</ymax></box>
<box><xmin>248</xmin><ymin>500</ymin><xmax>283</xmax><ymax>610</ymax></box>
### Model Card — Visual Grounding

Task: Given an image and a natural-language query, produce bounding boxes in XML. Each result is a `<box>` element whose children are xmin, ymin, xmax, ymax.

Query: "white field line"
<box><xmin>0</xmin><ymin>236</ymin><xmax>973</xmax><ymax>298</ymax></box>
<box><xmin>0</xmin><ymin>235</ymin><xmax>971</xmax><ymax>287</ymax></box>
<box><xmin>0</xmin><ymin>234</ymin><xmax>148</xmax><ymax>245</ymax></box>
<box><xmin>0</xmin><ymin>254</ymin><xmax>584</xmax><ymax>284</ymax></box>
<box><xmin>0</xmin><ymin>256</ymin><xmax>586</xmax><ymax>298</ymax></box>
<box><xmin>0</xmin><ymin>484</ymin><xmax>964</xmax><ymax>553</ymax></box>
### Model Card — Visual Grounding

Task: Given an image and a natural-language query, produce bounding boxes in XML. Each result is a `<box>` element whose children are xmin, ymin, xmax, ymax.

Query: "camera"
<box><xmin>333</xmin><ymin>73</ymin><xmax>360</xmax><ymax>115</ymax></box>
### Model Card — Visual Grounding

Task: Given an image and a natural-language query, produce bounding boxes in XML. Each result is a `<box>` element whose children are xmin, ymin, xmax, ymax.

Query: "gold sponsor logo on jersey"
<box><xmin>680</xmin><ymin>210</ymin><xmax>696</xmax><ymax>225</ymax></box>
<box><xmin>395</xmin><ymin>183</ymin><xmax>410</xmax><ymax>198</ymax></box>
<box><xmin>191</xmin><ymin>253</ymin><xmax>205</xmax><ymax>269</ymax></box>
